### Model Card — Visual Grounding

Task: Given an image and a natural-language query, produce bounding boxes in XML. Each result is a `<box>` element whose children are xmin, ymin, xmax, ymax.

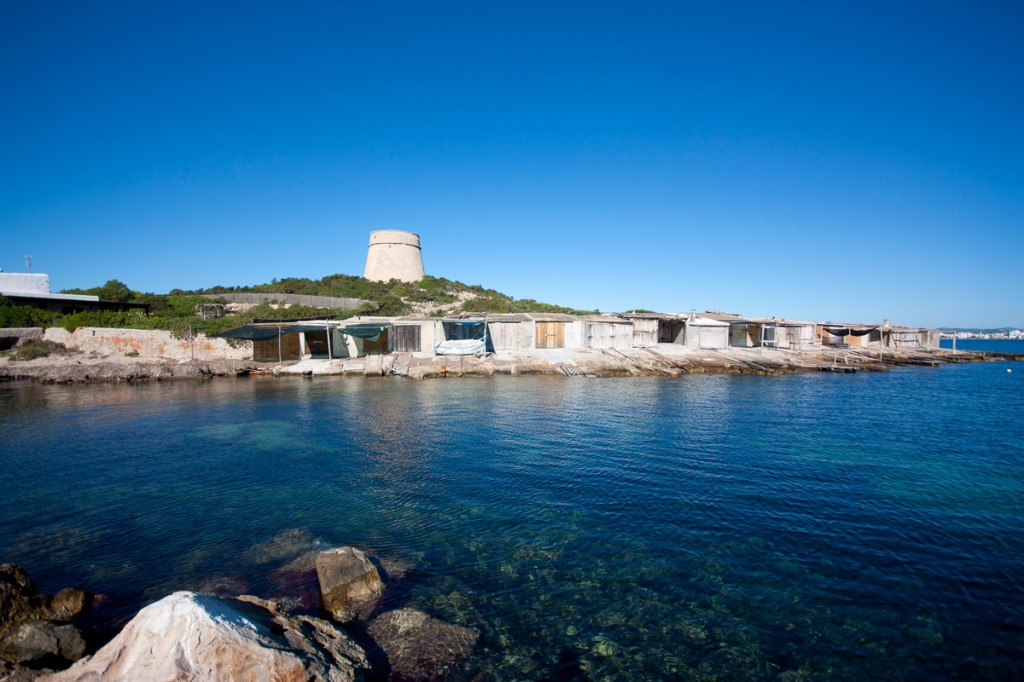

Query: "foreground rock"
<box><xmin>316</xmin><ymin>548</ymin><xmax>384</xmax><ymax>624</ymax></box>
<box><xmin>0</xmin><ymin>565</ymin><xmax>91</xmax><ymax>667</ymax></box>
<box><xmin>46</xmin><ymin>591</ymin><xmax>368</xmax><ymax>682</ymax></box>
<box><xmin>366</xmin><ymin>609</ymin><xmax>478</xmax><ymax>682</ymax></box>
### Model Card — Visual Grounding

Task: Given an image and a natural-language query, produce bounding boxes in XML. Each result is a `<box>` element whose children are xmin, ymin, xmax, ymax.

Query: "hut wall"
<box><xmin>519</xmin><ymin>321</ymin><xmax>537</xmax><ymax>349</ymax></box>
<box><xmin>781</xmin><ymin>327</ymin><xmax>801</xmax><ymax>349</ymax></box>
<box><xmin>699</xmin><ymin>326</ymin><xmax>728</xmax><ymax>349</ymax></box>
<box><xmin>565</xmin><ymin>320</ymin><xmax>586</xmax><ymax>349</ymax></box>
<box><xmin>798</xmin><ymin>324</ymin><xmax>816</xmax><ymax>347</ymax></box>
<box><xmin>631</xmin><ymin>319</ymin><xmax>659</xmax><ymax>348</ymax></box>
<box><xmin>329</xmin><ymin>329</ymin><xmax>354</xmax><ymax>358</ymax></box>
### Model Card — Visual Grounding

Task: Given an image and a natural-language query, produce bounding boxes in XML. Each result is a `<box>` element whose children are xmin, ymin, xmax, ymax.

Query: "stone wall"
<box><xmin>43</xmin><ymin>327</ymin><xmax>251</xmax><ymax>361</ymax></box>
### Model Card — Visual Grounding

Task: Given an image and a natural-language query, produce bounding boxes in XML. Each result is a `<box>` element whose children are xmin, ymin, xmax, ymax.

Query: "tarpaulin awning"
<box><xmin>338</xmin><ymin>323</ymin><xmax>390</xmax><ymax>341</ymax></box>
<box><xmin>824</xmin><ymin>327</ymin><xmax>878</xmax><ymax>337</ymax></box>
<box><xmin>441</xmin><ymin>320</ymin><xmax>487</xmax><ymax>341</ymax></box>
<box><xmin>211</xmin><ymin>324</ymin><xmax>325</xmax><ymax>341</ymax></box>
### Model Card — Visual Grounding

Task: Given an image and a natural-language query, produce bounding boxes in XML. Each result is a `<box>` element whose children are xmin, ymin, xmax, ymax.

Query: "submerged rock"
<box><xmin>366</xmin><ymin>608</ymin><xmax>478</xmax><ymax>681</ymax></box>
<box><xmin>316</xmin><ymin>548</ymin><xmax>384</xmax><ymax>624</ymax></box>
<box><xmin>241</xmin><ymin>529</ymin><xmax>322</xmax><ymax>567</ymax></box>
<box><xmin>45</xmin><ymin>591</ymin><xmax>368</xmax><ymax>682</ymax></box>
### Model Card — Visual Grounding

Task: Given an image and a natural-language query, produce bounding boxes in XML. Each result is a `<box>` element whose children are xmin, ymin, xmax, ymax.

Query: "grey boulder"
<box><xmin>316</xmin><ymin>548</ymin><xmax>384</xmax><ymax>624</ymax></box>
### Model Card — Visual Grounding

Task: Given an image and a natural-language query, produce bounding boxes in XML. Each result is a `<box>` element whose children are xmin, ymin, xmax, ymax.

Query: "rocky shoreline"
<box><xmin>1</xmin><ymin>543</ymin><xmax>479</xmax><ymax>682</ymax></box>
<box><xmin>1</xmin><ymin>346</ymin><xmax>1019</xmax><ymax>384</ymax></box>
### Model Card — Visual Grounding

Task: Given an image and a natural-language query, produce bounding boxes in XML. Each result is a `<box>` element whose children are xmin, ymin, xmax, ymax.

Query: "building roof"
<box><xmin>0</xmin><ymin>289</ymin><xmax>99</xmax><ymax>303</ymax></box>
<box><xmin>583</xmin><ymin>315</ymin><xmax>633</xmax><ymax>324</ymax></box>
<box><xmin>617</xmin><ymin>312</ymin><xmax>684</xmax><ymax>320</ymax></box>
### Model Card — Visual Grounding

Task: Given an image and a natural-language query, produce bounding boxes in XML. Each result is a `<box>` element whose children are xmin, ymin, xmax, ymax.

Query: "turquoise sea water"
<box><xmin>939</xmin><ymin>338</ymin><xmax>1024</xmax><ymax>353</ymax></box>
<box><xmin>1</xmin><ymin>361</ymin><xmax>1022</xmax><ymax>680</ymax></box>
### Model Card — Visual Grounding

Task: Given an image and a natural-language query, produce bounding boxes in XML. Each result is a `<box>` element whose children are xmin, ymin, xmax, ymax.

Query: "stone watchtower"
<box><xmin>363</xmin><ymin>230</ymin><xmax>425</xmax><ymax>282</ymax></box>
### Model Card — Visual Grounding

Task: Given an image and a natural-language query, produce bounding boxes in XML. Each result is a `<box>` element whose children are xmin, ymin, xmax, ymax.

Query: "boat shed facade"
<box><xmin>684</xmin><ymin>315</ymin><xmax>730</xmax><ymax>349</ymax></box>
<box><xmin>819</xmin><ymin>323</ymin><xmax>883</xmax><ymax>349</ymax></box>
<box><xmin>733</xmin><ymin>319</ymin><xmax>818</xmax><ymax>349</ymax></box>
<box><xmin>583</xmin><ymin>315</ymin><xmax>634</xmax><ymax>350</ymax></box>
<box><xmin>485</xmin><ymin>314</ymin><xmax>533</xmax><ymax>351</ymax></box>
<box><xmin>618</xmin><ymin>312</ymin><xmax>686</xmax><ymax>347</ymax></box>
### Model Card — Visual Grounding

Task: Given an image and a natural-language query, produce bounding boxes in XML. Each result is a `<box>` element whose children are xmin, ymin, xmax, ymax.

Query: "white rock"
<box><xmin>44</xmin><ymin>591</ymin><xmax>366</xmax><ymax>682</ymax></box>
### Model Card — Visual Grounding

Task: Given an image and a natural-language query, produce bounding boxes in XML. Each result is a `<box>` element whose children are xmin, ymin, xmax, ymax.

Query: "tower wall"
<box><xmin>363</xmin><ymin>230</ymin><xmax>425</xmax><ymax>282</ymax></box>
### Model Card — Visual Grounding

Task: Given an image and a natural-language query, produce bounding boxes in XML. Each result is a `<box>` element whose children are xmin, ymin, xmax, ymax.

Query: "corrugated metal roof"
<box><xmin>484</xmin><ymin>313</ymin><xmax>533</xmax><ymax>322</ymax></box>
<box><xmin>526</xmin><ymin>313</ymin><xmax>577</xmax><ymax>322</ymax></box>
<box><xmin>747</xmin><ymin>318</ymin><xmax>817</xmax><ymax>326</ymax></box>
<box><xmin>584</xmin><ymin>315</ymin><xmax>633</xmax><ymax>324</ymax></box>
<box><xmin>701</xmin><ymin>311</ymin><xmax>748</xmax><ymax>322</ymax></box>
<box><xmin>618</xmin><ymin>312</ymin><xmax>684</xmax><ymax>320</ymax></box>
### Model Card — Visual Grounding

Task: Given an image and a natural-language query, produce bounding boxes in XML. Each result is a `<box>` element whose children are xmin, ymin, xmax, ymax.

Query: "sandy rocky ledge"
<box><xmin>0</xmin><ymin>343</ymin><xmax>1016</xmax><ymax>384</ymax></box>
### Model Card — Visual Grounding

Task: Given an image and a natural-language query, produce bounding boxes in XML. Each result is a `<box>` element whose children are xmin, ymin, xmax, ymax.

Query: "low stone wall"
<box><xmin>43</xmin><ymin>327</ymin><xmax>251</xmax><ymax>361</ymax></box>
<box><xmin>0</xmin><ymin>327</ymin><xmax>43</xmax><ymax>350</ymax></box>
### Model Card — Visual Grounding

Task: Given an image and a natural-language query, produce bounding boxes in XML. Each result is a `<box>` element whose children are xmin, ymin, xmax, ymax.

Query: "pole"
<box><xmin>189</xmin><ymin>324</ymin><xmax>195</xmax><ymax>360</ymax></box>
<box><xmin>278</xmin><ymin>326</ymin><xmax>282</xmax><ymax>364</ymax></box>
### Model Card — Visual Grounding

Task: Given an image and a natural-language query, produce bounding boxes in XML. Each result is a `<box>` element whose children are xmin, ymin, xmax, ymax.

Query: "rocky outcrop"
<box><xmin>366</xmin><ymin>609</ymin><xmax>478</xmax><ymax>682</ymax></box>
<box><xmin>0</xmin><ymin>565</ymin><xmax>38</xmax><ymax>634</ymax></box>
<box><xmin>316</xmin><ymin>548</ymin><xmax>384</xmax><ymax>624</ymax></box>
<box><xmin>45</xmin><ymin>591</ymin><xmax>369</xmax><ymax>682</ymax></box>
<box><xmin>1</xmin><ymin>622</ymin><xmax>85</xmax><ymax>666</ymax></box>
<box><xmin>0</xmin><ymin>565</ymin><xmax>92</xmax><ymax>668</ymax></box>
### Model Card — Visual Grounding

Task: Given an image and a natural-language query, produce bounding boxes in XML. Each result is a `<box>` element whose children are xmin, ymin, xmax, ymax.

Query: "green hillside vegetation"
<box><xmin>176</xmin><ymin>274</ymin><xmax>593</xmax><ymax>317</ymax></box>
<box><xmin>1</xmin><ymin>275</ymin><xmax>592</xmax><ymax>337</ymax></box>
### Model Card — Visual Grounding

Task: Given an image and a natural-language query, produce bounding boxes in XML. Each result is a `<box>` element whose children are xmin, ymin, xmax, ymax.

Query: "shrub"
<box><xmin>11</xmin><ymin>339</ymin><xmax>71</xmax><ymax>361</ymax></box>
<box><xmin>0</xmin><ymin>297</ymin><xmax>59</xmax><ymax>328</ymax></box>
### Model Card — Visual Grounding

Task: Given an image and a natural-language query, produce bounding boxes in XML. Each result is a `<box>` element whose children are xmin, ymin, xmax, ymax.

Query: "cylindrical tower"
<box><xmin>363</xmin><ymin>230</ymin><xmax>425</xmax><ymax>282</ymax></box>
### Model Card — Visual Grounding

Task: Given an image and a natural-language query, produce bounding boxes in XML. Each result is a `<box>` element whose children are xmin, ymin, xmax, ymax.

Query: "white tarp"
<box><xmin>433</xmin><ymin>338</ymin><xmax>486</xmax><ymax>356</ymax></box>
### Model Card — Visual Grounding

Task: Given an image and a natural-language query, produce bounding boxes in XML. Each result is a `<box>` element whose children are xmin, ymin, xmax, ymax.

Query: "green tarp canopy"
<box><xmin>338</xmin><ymin>323</ymin><xmax>391</xmax><ymax>341</ymax></box>
<box><xmin>211</xmin><ymin>324</ymin><xmax>326</xmax><ymax>341</ymax></box>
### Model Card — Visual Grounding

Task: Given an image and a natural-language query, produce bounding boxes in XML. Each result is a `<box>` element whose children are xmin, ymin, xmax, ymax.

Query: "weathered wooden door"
<box><xmin>392</xmin><ymin>325</ymin><xmax>421</xmax><ymax>352</ymax></box>
<box><xmin>488</xmin><ymin>322</ymin><xmax>518</xmax><ymax>350</ymax></box>
<box><xmin>631</xmin><ymin>319</ymin><xmax>658</xmax><ymax>347</ymax></box>
<box><xmin>535</xmin><ymin>322</ymin><xmax>565</xmax><ymax>349</ymax></box>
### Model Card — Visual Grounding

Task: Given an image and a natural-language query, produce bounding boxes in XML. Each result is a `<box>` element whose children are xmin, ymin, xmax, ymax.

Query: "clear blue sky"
<box><xmin>2</xmin><ymin>1</ymin><xmax>1021</xmax><ymax>327</ymax></box>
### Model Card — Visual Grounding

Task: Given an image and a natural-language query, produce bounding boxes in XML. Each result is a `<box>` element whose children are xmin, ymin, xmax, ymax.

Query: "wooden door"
<box><xmin>488</xmin><ymin>322</ymin><xmax>518</xmax><ymax>350</ymax></box>
<box><xmin>535</xmin><ymin>322</ymin><xmax>565</xmax><ymax>349</ymax></box>
<box><xmin>392</xmin><ymin>325</ymin><xmax>421</xmax><ymax>352</ymax></box>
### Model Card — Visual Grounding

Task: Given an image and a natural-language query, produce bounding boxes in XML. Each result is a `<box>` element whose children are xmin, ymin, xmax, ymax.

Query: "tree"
<box><xmin>97</xmin><ymin>280</ymin><xmax>135</xmax><ymax>303</ymax></box>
